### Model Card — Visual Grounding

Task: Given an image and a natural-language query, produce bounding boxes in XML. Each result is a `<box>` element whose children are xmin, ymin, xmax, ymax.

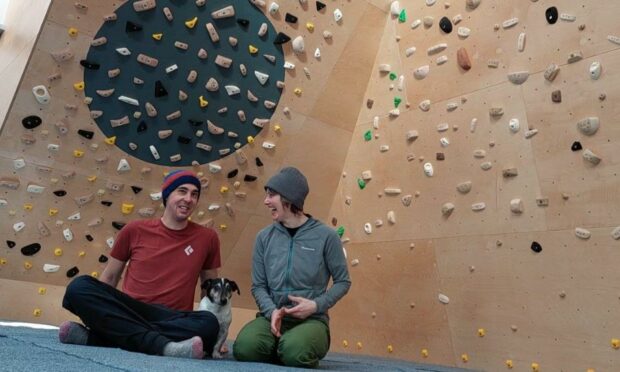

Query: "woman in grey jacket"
<box><xmin>233</xmin><ymin>167</ymin><xmax>351</xmax><ymax>368</ymax></box>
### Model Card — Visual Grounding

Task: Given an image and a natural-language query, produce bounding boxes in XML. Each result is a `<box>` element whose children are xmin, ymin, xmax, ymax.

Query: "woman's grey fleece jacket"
<box><xmin>251</xmin><ymin>217</ymin><xmax>351</xmax><ymax>324</ymax></box>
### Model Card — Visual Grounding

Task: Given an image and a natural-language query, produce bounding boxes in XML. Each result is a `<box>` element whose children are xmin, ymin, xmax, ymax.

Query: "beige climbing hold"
<box><xmin>503</xmin><ymin>168</ymin><xmax>518</xmax><ymax>177</ymax></box>
<box><xmin>402</xmin><ymin>195</ymin><xmax>412</xmax><ymax>207</ymax></box>
<box><xmin>405</xmin><ymin>47</ymin><xmax>416</xmax><ymax>57</ymax></box>
<box><xmin>413</xmin><ymin>65</ymin><xmax>429</xmax><ymax>80</ymax></box>
<box><xmin>508</xmin><ymin>71</ymin><xmax>530</xmax><ymax>84</ymax></box>
<box><xmin>379</xmin><ymin>64</ymin><xmax>391</xmax><ymax>73</ymax></box>
<box><xmin>247</xmin><ymin>90</ymin><xmax>259</xmax><ymax>102</ymax></box>
<box><xmin>524</xmin><ymin>129</ymin><xmax>538</xmax><ymax>139</ymax></box>
<box><xmin>436</xmin><ymin>55</ymin><xmax>448</xmax><ymax>65</ymax></box>
<box><xmin>582</xmin><ymin>149</ymin><xmax>601</xmax><ymax>165</ymax></box>
<box><xmin>292</xmin><ymin>36</ymin><xmax>305</xmax><ymax>53</ymax></box>
<box><xmin>389</xmin><ymin>109</ymin><xmax>400</xmax><ymax>117</ymax></box>
<box><xmin>158</xmin><ymin>130</ymin><xmax>172</xmax><ymax>139</ymax></box>
<box><xmin>137</xmin><ymin>53</ymin><xmax>158</xmax><ymax>67</ymax></box>
<box><xmin>108</xmin><ymin>68</ymin><xmax>121</xmax><ymax>78</ymax></box>
<box><xmin>544</xmin><ymin>63</ymin><xmax>560</xmax><ymax>82</ymax></box>
<box><xmin>489</xmin><ymin>107</ymin><xmax>504</xmax><ymax>118</ymax></box>
<box><xmin>419</xmin><ymin>100</ymin><xmax>431</xmax><ymax>112</ymax></box>
<box><xmin>456</xmin><ymin>181</ymin><xmax>472</xmax><ymax>194</ymax></box>
<box><xmin>502</xmin><ymin>18</ymin><xmax>519</xmax><ymax>29</ymax></box>
<box><xmin>411</xmin><ymin>19</ymin><xmax>421</xmax><ymax>29</ymax></box>
<box><xmin>480</xmin><ymin>162</ymin><xmax>492</xmax><ymax>170</ymax></box>
<box><xmin>471</xmin><ymin>202</ymin><xmax>486</xmax><ymax>211</ymax></box>
<box><xmin>253</xmin><ymin>118</ymin><xmax>270</xmax><ymax>128</ymax></box>
<box><xmin>457</xmin><ymin>27</ymin><xmax>470</xmax><ymax>38</ymax></box>
<box><xmin>117</xmin><ymin>159</ymin><xmax>131</xmax><ymax>172</ymax></box>
<box><xmin>197</xmin><ymin>48</ymin><xmax>208</xmax><ymax>59</ymax></box>
<box><xmin>438</xmin><ymin>293</ymin><xmax>450</xmax><ymax>304</ymax></box>
<box><xmin>406</xmin><ymin>130</ymin><xmax>419</xmax><ymax>141</ymax></box>
<box><xmin>166</xmin><ymin>110</ymin><xmax>181</xmax><ymax>121</ymax></box>
<box><xmin>51</xmin><ymin>47</ymin><xmax>74</xmax><ymax>62</ymax></box>
<box><xmin>423</xmin><ymin>16</ymin><xmax>434</xmax><ymax>28</ymax></box>
<box><xmin>145</xmin><ymin>102</ymin><xmax>157</xmax><ymax>117</ymax></box>
<box><xmin>560</xmin><ymin>13</ymin><xmax>576</xmax><ymax>22</ymax></box>
<box><xmin>361</xmin><ymin>170</ymin><xmax>372</xmax><ymax>181</ymax></box>
<box><xmin>205</xmin><ymin>23</ymin><xmax>220</xmax><ymax>42</ymax></box>
<box><xmin>205</xmin><ymin>77</ymin><xmax>219</xmax><ymax>92</ymax></box>
<box><xmin>510</xmin><ymin>199</ymin><xmax>523</xmax><ymax>214</ymax></box>
<box><xmin>207</xmin><ymin>120</ymin><xmax>224</xmax><ymax>135</ymax></box>
<box><xmin>387</xmin><ymin>211</ymin><xmax>396</xmax><ymax>224</ymax></box>
<box><xmin>96</xmin><ymin>88</ymin><xmax>115</xmax><ymax>97</ymax></box>
<box><xmin>607</xmin><ymin>35</ymin><xmax>620</xmax><ymax>45</ymax></box>
<box><xmin>567</xmin><ymin>50</ymin><xmax>583</xmax><ymax>64</ymax></box>
<box><xmin>456</xmin><ymin>48</ymin><xmax>471</xmax><ymax>70</ymax></box>
<box><xmin>196</xmin><ymin>143</ymin><xmax>212</xmax><ymax>152</ymax></box>
<box><xmin>517</xmin><ymin>32</ymin><xmax>526</xmax><ymax>52</ymax></box>
<box><xmin>215</xmin><ymin>55</ymin><xmax>232</xmax><ymax>68</ymax></box>
<box><xmin>575</xmin><ymin>227</ymin><xmax>591</xmax><ymax>239</ymax></box>
<box><xmin>473</xmin><ymin>149</ymin><xmax>486</xmax><ymax>158</ymax></box>
<box><xmin>536</xmin><ymin>197</ymin><xmax>549</xmax><ymax>207</ymax></box>
<box><xmin>466</xmin><ymin>0</ymin><xmax>480</xmax><ymax>9</ymax></box>
<box><xmin>487</xmin><ymin>59</ymin><xmax>500</xmax><ymax>68</ymax></box>
<box><xmin>384</xmin><ymin>188</ymin><xmax>401</xmax><ymax>195</ymax></box>
<box><xmin>212</xmin><ymin>5</ymin><xmax>235</xmax><ymax>19</ymax></box>
<box><xmin>611</xmin><ymin>226</ymin><xmax>620</xmax><ymax>240</ymax></box>
<box><xmin>576</xmin><ymin>117</ymin><xmax>599</xmax><ymax>135</ymax></box>
<box><xmin>110</xmin><ymin>115</ymin><xmax>130</xmax><ymax>127</ymax></box>
<box><xmin>441</xmin><ymin>203</ymin><xmax>455</xmax><ymax>216</ymax></box>
<box><xmin>91</xmin><ymin>37</ymin><xmax>107</xmax><ymax>46</ymax></box>
<box><xmin>133</xmin><ymin>0</ymin><xmax>156</xmax><ymax>12</ymax></box>
<box><xmin>446</xmin><ymin>102</ymin><xmax>458</xmax><ymax>111</ymax></box>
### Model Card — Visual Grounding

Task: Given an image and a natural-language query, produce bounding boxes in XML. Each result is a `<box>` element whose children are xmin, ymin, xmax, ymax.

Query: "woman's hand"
<box><xmin>283</xmin><ymin>295</ymin><xmax>317</xmax><ymax>319</ymax></box>
<box><xmin>270</xmin><ymin>307</ymin><xmax>286</xmax><ymax>337</ymax></box>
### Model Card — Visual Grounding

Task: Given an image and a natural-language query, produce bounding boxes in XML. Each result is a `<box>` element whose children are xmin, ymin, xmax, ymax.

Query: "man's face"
<box><xmin>165</xmin><ymin>184</ymin><xmax>199</xmax><ymax>221</ymax></box>
<box><xmin>264</xmin><ymin>190</ymin><xmax>291</xmax><ymax>222</ymax></box>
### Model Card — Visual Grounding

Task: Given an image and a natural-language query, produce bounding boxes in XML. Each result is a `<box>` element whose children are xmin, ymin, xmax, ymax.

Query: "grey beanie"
<box><xmin>265</xmin><ymin>167</ymin><xmax>309</xmax><ymax>210</ymax></box>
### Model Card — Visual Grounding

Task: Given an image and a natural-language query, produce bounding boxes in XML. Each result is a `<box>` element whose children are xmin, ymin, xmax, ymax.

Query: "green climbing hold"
<box><xmin>398</xmin><ymin>9</ymin><xmax>406</xmax><ymax>23</ymax></box>
<box><xmin>336</xmin><ymin>226</ymin><xmax>345</xmax><ymax>238</ymax></box>
<box><xmin>394</xmin><ymin>97</ymin><xmax>402</xmax><ymax>108</ymax></box>
<box><xmin>389</xmin><ymin>72</ymin><xmax>397</xmax><ymax>81</ymax></box>
<box><xmin>364</xmin><ymin>130</ymin><xmax>372</xmax><ymax>141</ymax></box>
<box><xmin>357</xmin><ymin>178</ymin><xmax>366</xmax><ymax>189</ymax></box>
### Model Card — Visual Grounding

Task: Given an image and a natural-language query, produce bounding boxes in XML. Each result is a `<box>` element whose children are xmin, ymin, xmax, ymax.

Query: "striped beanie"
<box><xmin>161</xmin><ymin>170</ymin><xmax>201</xmax><ymax>206</ymax></box>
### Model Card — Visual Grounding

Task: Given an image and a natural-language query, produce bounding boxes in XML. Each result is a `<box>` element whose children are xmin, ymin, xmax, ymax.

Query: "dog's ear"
<box><xmin>229</xmin><ymin>280</ymin><xmax>241</xmax><ymax>295</ymax></box>
<box><xmin>200</xmin><ymin>278</ymin><xmax>213</xmax><ymax>290</ymax></box>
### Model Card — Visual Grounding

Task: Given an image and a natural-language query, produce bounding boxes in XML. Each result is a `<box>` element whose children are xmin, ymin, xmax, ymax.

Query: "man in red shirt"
<box><xmin>59</xmin><ymin>170</ymin><xmax>221</xmax><ymax>359</ymax></box>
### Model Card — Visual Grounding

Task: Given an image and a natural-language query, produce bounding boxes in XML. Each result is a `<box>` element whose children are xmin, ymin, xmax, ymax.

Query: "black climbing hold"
<box><xmin>98</xmin><ymin>254</ymin><xmax>108</xmax><ymax>263</ymax></box>
<box><xmin>545</xmin><ymin>7</ymin><xmax>558</xmax><ymax>24</ymax></box>
<box><xmin>177</xmin><ymin>136</ymin><xmax>191</xmax><ymax>144</ymax></box>
<box><xmin>255</xmin><ymin>157</ymin><xmax>264</xmax><ymax>167</ymax></box>
<box><xmin>101</xmin><ymin>200</ymin><xmax>113</xmax><ymax>207</ymax></box>
<box><xmin>66</xmin><ymin>266</ymin><xmax>79</xmax><ymax>278</ymax></box>
<box><xmin>237</xmin><ymin>18</ymin><xmax>250</xmax><ymax>28</ymax></box>
<box><xmin>112</xmin><ymin>221</ymin><xmax>126</xmax><ymax>230</ymax></box>
<box><xmin>285</xmin><ymin>13</ymin><xmax>298</xmax><ymax>24</ymax></box>
<box><xmin>79</xmin><ymin>59</ymin><xmax>100</xmax><ymax>70</ymax></box>
<box><xmin>439</xmin><ymin>16</ymin><xmax>453</xmax><ymax>33</ymax></box>
<box><xmin>22</xmin><ymin>115</ymin><xmax>42</xmax><ymax>130</ymax></box>
<box><xmin>7</xmin><ymin>240</ymin><xmax>16</xmax><ymax>248</ymax></box>
<box><xmin>21</xmin><ymin>243</ymin><xmax>41</xmax><ymax>256</ymax></box>
<box><xmin>189</xmin><ymin>119</ymin><xmax>203</xmax><ymax>126</ymax></box>
<box><xmin>571</xmin><ymin>141</ymin><xmax>583</xmax><ymax>151</ymax></box>
<box><xmin>125</xmin><ymin>21</ymin><xmax>143</xmax><ymax>32</ymax></box>
<box><xmin>53</xmin><ymin>190</ymin><xmax>67</xmax><ymax>197</ymax></box>
<box><xmin>137</xmin><ymin>121</ymin><xmax>147</xmax><ymax>133</ymax></box>
<box><xmin>244</xmin><ymin>174</ymin><xmax>257</xmax><ymax>182</ymax></box>
<box><xmin>273</xmin><ymin>32</ymin><xmax>291</xmax><ymax>45</ymax></box>
<box><xmin>227</xmin><ymin>169</ymin><xmax>239</xmax><ymax>179</ymax></box>
<box><xmin>316</xmin><ymin>1</ymin><xmax>326</xmax><ymax>11</ymax></box>
<box><xmin>85</xmin><ymin>234</ymin><xmax>94</xmax><ymax>242</ymax></box>
<box><xmin>154</xmin><ymin>80</ymin><xmax>168</xmax><ymax>97</ymax></box>
<box><xmin>531</xmin><ymin>241</ymin><xmax>542</xmax><ymax>253</ymax></box>
<box><xmin>78</xmin><ymin>129</ymin><xmax>94</xmax><ymax>140</ymax></box>
<box><xmin>131</xmin><ymin>185</ymin><xmax>142</xmax><ymax>194</ymax></box>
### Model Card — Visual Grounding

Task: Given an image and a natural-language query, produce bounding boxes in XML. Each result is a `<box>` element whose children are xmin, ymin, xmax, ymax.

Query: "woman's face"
<box><xmin>264</xmin><ymin>190</ymin><xmax>292</xmax><ymax>222</ymax></box>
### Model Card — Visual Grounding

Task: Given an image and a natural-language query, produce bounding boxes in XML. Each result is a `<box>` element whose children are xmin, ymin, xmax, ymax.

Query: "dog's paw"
<box><xmin>211</xmin><ymin>351</ymin><xmax>223</xmax><ymax>359</ymax></box>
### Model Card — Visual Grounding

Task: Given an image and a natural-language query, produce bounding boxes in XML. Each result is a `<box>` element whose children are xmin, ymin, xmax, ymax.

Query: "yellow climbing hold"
<box><xmin>104</xmin><ymin>136</ymin><xmax>117</xmax><ymax>145</ymax></box>
<box><xmin>247</xmin><ymin>136</ymin><xmax>255</xmax><ymax>144</ymax></box>
<box><xmin>24</xmin><ymin>261</ymin><xmax>32</xmax><ymax>269</ymax></box>
<box><xmin>505</xmin><ymin>359</ymin><xmax>514</xmax><ymax>369</ymax></box>
<box><xmin>54</xmin><ymin>248</ymin><xmax>63</xmax><ymax>256</ymax></box>
<box><xmin>87</xmin><ymin>175</ymin><xmax>97</xmax><ymax>182</ymax></box>
<box><xmin>219</xmin><ymin>224</ymin><xmax>227</xmax><ymax>230</ymax></box>
<box><xmin>49</xmin><ymin>208</ymin><xmax>59</xmax><ymax>216</ymax></box>
<box><xmin>461</xmin><ymin>354</ymin><xmax>469</xmax><ymax>362</ymax></box>
<box><xmin>91</xmin><ymin>271</ymin><xmax>99</xmax><ymax>278</ymax></box>
<box><xmin>306</xmin><ymin>22</ymin><xmax>315</xmax><ymax>32</ymax></box>
<box><xmin>421</xmin><ymin>349</ymin><xmax>429</xmax><ymax>358</ymax></box>
<box><xmin>387</xmin><ymin>344</ymin><xmax>393</xmax><ymax>353</ymax></box>
<box><xmin>23</xmin><ymin>203</ymin><xmax>33</xmax><ymax>211</ymax></box>
<box><xmin>0</xmin><ymin>258</ymin><xmax>7</xmax><ymax>265</ymax></box>
<box><xmin>152</xmin><ymin>33</ymin><xmax>163</xmax><ymax>40</ymax></box>
<box><xmin>185</xmin><ymin>16</ymin><xmax>198</xmax><ymax>28</ymax></box>
<box><xmin>73</xmin><ymin>81</ymin><xmax>85</xmax><ymax>91</ymax></box>
<box><xmin>38</xmin><ymin>287</ymin><xmax>46</xmax><ymax>295</ymax></box>
<box><xmin>121</xmin><ymin>203</ymin><xmax>135</xmax><ymax>215</ymax></box>
<box><xmin>73</xmin><ymin>149</ymin><xmax>85</xmax><ymax>158</ymax></box>
<box><xmin>274</xmin><ymin>124</ymin><xmax>282</xmax><ymax>133</ymax></box>
<box><xmin>531</xmin><ymin>362</ymin><xmax>540</xmax><ymax>372</ymax></box>
<box><xmin>68</xmin><ymin>27</ymin><xmax>78</xmax><ymax>37</ymax></box>
<box><xmin>478</xmin><ymin>328</ymin><xmax>486</xmax><ymax>337</ymax></box>
<box><xmin>612</xmin><ymin>338</ymin><xmax>620</xmax><ymax>349</ymax></box>
<box><xmin>220</xmin><ymin>186</ymin><xmax>229</xmax><ymax>193</ymax></box>
<box><xmin>33</xmin><ymin>308</ymin><xmax>42</xmax><ymax>317</ymax></box>
<box><xmin>199</xmin><ymin>95</ymin><xmax>209</xmax><ymax>108</ymax></box>
<box><xmin>294</xmin><ymin>88</ymin><xmax>302</xmax><ymax>96</ymax></box>
<box><xmin>248</xmin><ymin>45</ymin><xmax>258</xmax><ymax>54</ymax></box>
<box><xmin>78</xmin><ymin>251</ymin><xmax>86</xmax><ymax>257</ymax></box>
<box><xmin>356</xmin><ymin>341</ymin><xmax>363</xmax><ymax>349</ymax></box>
<box><xmin>342</xmin><ymin>340</ymin><xmax>348</xmax><ymax>348</ymax></box>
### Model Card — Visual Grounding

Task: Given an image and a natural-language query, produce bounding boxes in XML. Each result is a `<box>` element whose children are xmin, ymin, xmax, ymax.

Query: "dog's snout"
<box><xmin>221</xmin><ymin>298</ymin><xmax>228</xmax><ymax>305</ymax></box>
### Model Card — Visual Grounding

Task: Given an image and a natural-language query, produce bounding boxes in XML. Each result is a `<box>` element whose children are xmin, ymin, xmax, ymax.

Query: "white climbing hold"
<box><xmin>411</xmin><ymin>19</ymin><xmax>421</xmax><ymax>29</ymax></box>
<box><xmin>314</xmin><ymin>48</ymin><xmax>321</xmax><ymax>59</ymax></box>
<box><xmin>262</xmin><ymin>141</ymin><xmax>276</xmax><ymax>149</ymax></box>
<box><xmin>414</xmin><ymin>65</ymin><xmax>429</xmax><ymax>79</ymax></box>
<box><xmin>437</xmin><ymin>123</ymin><xmax>449</xmax><ymax>132</ymax></box>
<box><xmin>149</xmin><ymin>145</ymin><xmax>160</xmax><ymax>160</ymax></box>
<box><xmin>456</xmin><ymin>181</ymin><xmax>472</xmax><ymax>194</ymax></box>
<box><xmin>608</xmin><ymin>35</ymin><xmax>620</xmax><ymax>45</ymax></box>
<box><xmin>63</xmin><ymin>228</ymin><xmax>74</xmax><ymax>242</ymax></box>
<box><xmin>364</xmin><ymin>223</ymin><xmax>372</xmax><ymax>234</ymax></box>
<box><xmin>333</xmin><ymin>8</ymin><xmax>343</xmax><ymax>22</ymax></box>
<box><xmin>502</xmin><ymin>18</ymin><xmax>519</xmax><ymax>29</ymax></box>
<box><xmin>427</xmin><ymin>43</ymin><xmax>447</xmax><ymax>55</ymax></box>
<box><xmin>419</xmin><ymin>99</ymin><xmax>431</xmax><ymax>111</ymax></box>
<box><xmin>254</xmin><ymin>71</ymin><xmax>269</xmax><ymax>85</ymax></box>
<box><xmin>438</xmin><ymin>293</ymin><xmax>450</xmax><ymax>304</ymax></box>
<box><xmin>106</xmin><ymin>237</ymin><xmax>115</xmax><ymax>249</ymax></box>
<box><xmin>32</xmin><ymin>85</ymin><xmax>50</xmax><ymax>104</ymax></box>
<box><xmin>509</xmin><ymin>118</ymin><xmax>520</xmax><ymax>133</ymax></box>
<box><xmin>510</xmin><ymin>199</ymin><xmax>523</xmax><ymax>214</ymax></box>
<box><xmin>457</xmin><ymin>27</ymin><xmax>470</xmax><ymax>38</ymax></box>
<box><xmin>559</xmin><ymin>13</ymin><xmax>576</xmax><ymax>22</ymax></box>
<box><xmin>43</xmin><ymin>264</ymin><xmax>61</xmax><ymax>273</ymax></box>
<box><xmin>390</xmin><ymin>1</ymin><xmax>400</xmax><ymax>16</ymax></box>
<box><xmin>225</xmin><ymin>85</ymin><xmax>241</xmax><ymax>96</ymax></box>
<box><xmin>524</xmin><ymin>129</ymin><xmax>538</xmax><ymax>139</ymax></box>
<box><xmin>471</xmin><ymin>202</ymin><xmax>486</xmax><ymax>211</ymax></box>
<box><xmin>13</xmin><ymin>158</ymin><xmax>26</xmax><ymax>169</ymax></box>
<box><xmin>405</xmin><ymin>47</ymin><xmax>416</xmax><ymax>57</ymax></box>
<box><xmin>470</xmin><ymin>118</ymin><xmax>478</xmax><ymax>133</ymax></box>
<box><xmin>268</xmin><ymin>1</ymin><xmax>279</xmax><ymax>14</ymax></box>
<box><xmin>283</xmin><ymin>61</ymin><xmax>295</xmax><ymax>70</ymax></box>
<box><xmin>117</xmin><ymin>158</ymin><xmax>131</xmax><ymax>172</ymax></box>
<box><xmin>292</xmin><ymin>36</ymin><xmax>305</xmax><ymax>53</ymax></box>
<box><xmin>589</xmin><ymin>61</ymin><xmax>601</xmax><ymax>80</ymax></box>
<box><xmin>116</xmin><ymin>47</ymin><xmax>131</xmax><ymax>56</ymax></box>
<box><xmin>507</xmin><ymin>71</ymin><xmax>530</xmax><ymax>85</ymax></box>
<box><xmin>439</xmin><ymin>137</ymin><xmax>450</xmax><ymax>147</ymax></box>
<box><xmin>576</xmin><ymin>117</ymin><xmax>599</xmax><ymax>135</ymax></box>
<box><xmin>67</xmin><ymin>212</ymin><xmax>81</xmax><ymax>221</ymax></box>
<box><xmin>575</xmin><ymin>227</ymin><xmax>591</xmax><ymax>240</ymax></box>
<box><xmin>582</xmin><ymin>149</ymin><xmax>601</xmax><ymax>165</ymax></box>
<box><xmin>436</xmin><ymin>55</ymin><xmax>448</xmax><ymax>65</ymax></box>
<box><xmin>387</xmin><ymin>211</ymin><xmax>396</xmax><ymax>224</ymax></box>
<box><xmin>118</xmin><ymin>96</ymin><xmax>139</xmax><ymax>106</ymax></box>
<box><xmin>480</xmin><ymin>161</ymin><xmax>492</xmax><ymax>170</ymax></box>
<box><xmin>13</xmin><ymin>222</ymin><xmax>25</xmax><ymax>232</ymax></box>
<box><xmin>423</xmin><ymin>162</ymin><xmax>434</xmax><ymax>176</ymax></box>
<box><xmin>611</xmin><ymin>226</ymin><xmax>620</xmax><ymax>240</ymax></box>
<box><xmin>517</xmin><ymin>32</ymin><xmax>526</xmax><ymax>52</ymax></box>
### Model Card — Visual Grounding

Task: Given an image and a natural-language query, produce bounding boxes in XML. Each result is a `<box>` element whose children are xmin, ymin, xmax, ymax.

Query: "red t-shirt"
<box><xmin>110</xmin><ymin>219</ymin><xmax>221</xmax><ymax>311</ymax></box>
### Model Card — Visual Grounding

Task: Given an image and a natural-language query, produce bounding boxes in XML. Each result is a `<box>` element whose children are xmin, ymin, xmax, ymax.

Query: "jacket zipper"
<box><xmin>284</xmin><ymin>236</ymin><xmax>294</xmax><ymax>302</ymax></box>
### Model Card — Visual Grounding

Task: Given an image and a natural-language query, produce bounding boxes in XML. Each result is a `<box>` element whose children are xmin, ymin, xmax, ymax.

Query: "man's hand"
<box><xmin>283</xmin><ymin>295</ymin><xmax>317</xmax><ymax>319</ymax></box>
<box><xmin>270</xmin><ymin>308</ymin><xmax>285</xmax><ymax>337</ymax></box>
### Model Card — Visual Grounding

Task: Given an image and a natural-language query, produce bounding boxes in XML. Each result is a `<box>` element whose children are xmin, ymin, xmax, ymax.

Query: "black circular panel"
<box><xmin>84</xmin><ymin>0</ymin><xmax>285</xmax><ymax>166</ymax></box>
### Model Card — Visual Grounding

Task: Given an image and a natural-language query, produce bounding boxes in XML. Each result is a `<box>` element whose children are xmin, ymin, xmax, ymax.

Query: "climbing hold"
<box><xmin>154</xmin><ymin>80</ymin><xmax>168</xmax><ymax>97</ymax></box>
<box><xmin>285</xmin><ymin>13</ymin><xmax>298</xmax><ymax>24</ymax></box>
<box><xmin>551</xmin><ymin>90</ymin><xmax>562</xmax><ymax>103</ymax></box>
<box><xmin>333</xmin><ymin>8</ymin><xmax>343</xmax><ymax>22</ymax></box>
<box><xmin>571</xmin><ymin>141</ymin><xmax>582</xmax><ymax>151</ymax></box>
<box><xmin>441</xmin><ymin>203</ymin><xmax>455</xmax><ymax>216</ymax></box>
<box><xmin>583</xmin><ymin>149</ymin><xmax>601</xmax><ymax>165</ymax></box>
<box><xmin>457</xmin><ymin>48</ymin><xmax>471</xmax><ymax>70</ymax></box>
<box><xmin>185</xmin><ymin>16</ymin><xmax>198</xmax><ymax>29</ymax></box>
<box><xmin>531</xmin><ymin>363</ymin><xmax>540</xmax><ymax>372</ymax></box>
<box><xmin>78</xmin><ymin>129</ymin><xmax>94</xmax><ymax>140</ymax></box>
<box><xmin>21</xmin><ymin>243</ymin><xmax>41</xmax><ymax>256</ymax></box>
<box><xmin>439</xmin><ymin>17</ymin><xmax>452</xmax><ymax>33</ymax></box>
<box><xmin>507</xmin><ymin>71</ymin><xmax>530</xmax><ymax>84</ymax></box>
<box><xmin>531</xmin><ymin>241</ymin><xmax>542</xmax><ymax>253</ymax></box>
<box><xmin>423</xmin><ymin>162</ymin><xmax>434</xmax><ymax>177</ymax></box>
<box><xmin>398</xmin><ymin>9</ymin><xmax>406</xmax><ymax>23</ymax></box>
<box><xmin>545</xmin><ymin>7</ymin><xmax>558</xmax><ymax>24</ymax></box>
<box><xmin>438</xmin><ymin>294</ymin><xmax>450</xmax><ymax>304</ymax></box>
<box><xmin>575</xmin><ymin>227</ymin><xmax>591</xmax><ymax>240</ymax></box>
<box><xmin>292</xmin><ymin>36</ymin><xmax>305</xmax><ymax>53</ymax></box>
<box><xmin>577</xmin><ymin>117</ymin><xmax>599</xmax><ymax>135</ymax></box>
<box><xmin>66</xmin><ymin>266</ymin><xmax>79</xmax><ymax>278</ymax></box>
<box><xmin>461</xmin><ymin>354</ymin><xmax>468</xmax><ymax>363</ymax></box>
<box><xmin>125</xmin><ymin>21</ymin><xmax>142</xmax><ymax>32</ymax></box>
<box><xmin>477</xmin><ymin>328</ymin><xmax>486</xmax><ymax>337</ymax></box>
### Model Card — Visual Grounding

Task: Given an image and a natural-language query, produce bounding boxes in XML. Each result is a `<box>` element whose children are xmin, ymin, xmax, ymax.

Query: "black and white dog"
<box><xmin>198</xmin><ymin>278</ymin><xmax>240</xmax><ymax>358</ymax></box>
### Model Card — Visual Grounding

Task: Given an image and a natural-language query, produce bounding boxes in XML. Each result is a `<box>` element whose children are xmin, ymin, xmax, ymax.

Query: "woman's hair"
<box><xmin>266</xmin><ymin>187</ymin><xmax>303</xmax><ymax>215</ymax></box>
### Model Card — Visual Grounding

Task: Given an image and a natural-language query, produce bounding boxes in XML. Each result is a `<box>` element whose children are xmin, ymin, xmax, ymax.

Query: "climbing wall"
<box><xmin>1</xmin><ymin>0</ymin><xmax>620</xmax><ymax>371</ymax></box>
<box><xmin>327</xmin><ymin>0</ymin><xmax>620</xmax><ymax>371</ymax></box>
